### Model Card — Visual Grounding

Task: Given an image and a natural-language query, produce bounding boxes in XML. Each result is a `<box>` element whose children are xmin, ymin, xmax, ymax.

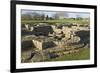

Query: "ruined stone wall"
<box><xmin>29</xmin><ymin>26</ymin><xmax>34</xmax><ymax>31</ymax></box>
<box><xmin>51</xmin><ymin>25</ymin><xmax>56</xmax><ymax>30</ymax></box>
<box><xmin>25</xmin><ymin>24</ymin><xmax>29</xmax><ymax>30</ymax></box>
<box><xmin>54</xmin><ymin>41</ymin><xmax>65</xmax><ymax>48</ymax></box>
<box><xmin>32</xmin><ymin>40</ymin><xmax>43</xmax><ymax>50</ymax></box>
<box><xmin>54</xmin><ymin>29</ymin><xmax>62</xmax><ymax>34</ymax></box>
<box><xmin>62</xmin><ymin>26</ymin><xmax>71</xmax><ymax>39</ymax></box>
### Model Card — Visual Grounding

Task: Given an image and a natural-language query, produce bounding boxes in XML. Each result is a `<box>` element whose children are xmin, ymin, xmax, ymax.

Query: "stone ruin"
<box><xmin>21</xmin><ymin>23</ymin><xmax>90</xmax><ymax>62</ymax></box>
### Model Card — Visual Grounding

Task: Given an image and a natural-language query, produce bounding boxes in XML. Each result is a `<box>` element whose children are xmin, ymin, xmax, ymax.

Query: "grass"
<box><xmin>21</xmin><ymin>19</ymin><xmax>89</xmax><ymax>25</ymax></box>
<box><xmin>48</xmin><ymin>48</ymin><xmax>90</xmax><ymax>61</ymax></box>
<box><xmin>21</xmin><ymin>47</ymin><xmax>90</xmax><ymax>63</ymax></box>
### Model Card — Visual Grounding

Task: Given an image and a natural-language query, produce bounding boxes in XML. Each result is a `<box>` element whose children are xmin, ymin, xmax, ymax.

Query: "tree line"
<box><xmin>21</xmin><ymin>12</ymin><xmax>55</xmax><ymax>20</ymax></box>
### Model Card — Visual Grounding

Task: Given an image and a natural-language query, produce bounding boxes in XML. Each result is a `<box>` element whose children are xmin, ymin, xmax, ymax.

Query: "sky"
<box><xmin>21</xmin><ymin>9</ymin><xmax>90</xmax><ymax>18</ymax></box>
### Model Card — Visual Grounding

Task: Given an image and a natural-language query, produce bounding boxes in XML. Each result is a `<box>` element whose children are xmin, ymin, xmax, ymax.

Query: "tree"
<box><xmin>41</xmin><ymin>14</ymin><xmax>45</xmax><ymax>20</ymax></box>
<box><xmin>32</xmin><ymin>12</ymin><xmax>41</xmax><ymax>20</ymax></box>
<box><xmin>76</xmin><ymin>14</ymin><xmax>82</xmax><ymax>20</ymax></box>
<box><xmin>46</xmin><ymin>15</ymin><xmax>49</xmax><ymax>20</ymax></box>
<box><xmin>21</xmin><ymin>14</ymin><xmax>32</xmax><ymax>20</ymax></box>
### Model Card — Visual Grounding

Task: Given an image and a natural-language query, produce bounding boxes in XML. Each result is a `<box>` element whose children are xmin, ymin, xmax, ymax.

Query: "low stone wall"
<box><xmin>32</xmin><ymin>40</ymin><xmax>43</xmax><ymax>50</ymax></box>
<box><xmin>53</xmin><ymin>41</ymin><xmax>66</xmax><ymax>48</ymax></box>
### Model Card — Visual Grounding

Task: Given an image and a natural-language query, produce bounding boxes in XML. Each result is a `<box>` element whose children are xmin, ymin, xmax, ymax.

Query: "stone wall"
<box><xmin>32</xmin><ymin>39</ymin><xmax>57</xmax><ymax>50</ymax></box>
<box><xmin>62</xmin><ymin>26</ymin><xmax>72</xmax><ymax>39</ymax></box>
<box><xmin>32</xmin><ymin>39</ymin><xmax>43</xmax><ymax>50</ymax></box>
<box><xmin>54</xmin><ymin>41</ymin><xmax>66</xmax><ymax>48</ymax></box>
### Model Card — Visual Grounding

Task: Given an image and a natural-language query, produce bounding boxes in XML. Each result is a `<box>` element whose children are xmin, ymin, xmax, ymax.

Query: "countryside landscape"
<box><xmin>21</xmin><ymin>10</ymin><xmax>90</xmax><ymax>63</ymax></box>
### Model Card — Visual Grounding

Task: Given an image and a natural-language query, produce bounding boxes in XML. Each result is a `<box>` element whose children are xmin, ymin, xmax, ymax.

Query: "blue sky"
<box><xmin>21</xmin><ymin>9</ymin><xmax>90</xmax><ymax>18</ymax></box>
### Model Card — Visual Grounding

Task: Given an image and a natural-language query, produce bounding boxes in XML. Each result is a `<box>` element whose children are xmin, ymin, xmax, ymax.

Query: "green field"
<box><xmin>21</xmin><ymin>19</ymin><xmax>89</xmax><ymax>25</ymax></box>
<box><xmin>47</xmin><ymin>48</ymin><xmax>90</xmax><ymax>61</ymax></box>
